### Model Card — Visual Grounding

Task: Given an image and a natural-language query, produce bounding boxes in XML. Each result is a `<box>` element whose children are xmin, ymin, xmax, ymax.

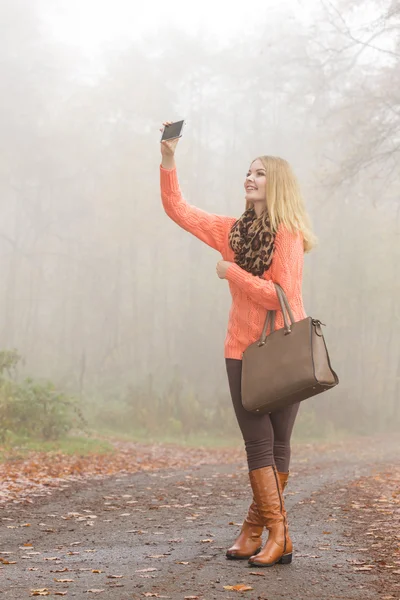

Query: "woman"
<box><xmin>159</xmin><ymin>122</ymin><xmax>316</xmax><ymax>568</ymax></box>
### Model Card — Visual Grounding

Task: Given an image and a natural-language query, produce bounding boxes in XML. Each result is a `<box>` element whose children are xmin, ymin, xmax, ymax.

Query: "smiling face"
<box><xmin>244</xmin><ymin>158</ymin><xmax>267</xmax><ymax>212</ymax></box>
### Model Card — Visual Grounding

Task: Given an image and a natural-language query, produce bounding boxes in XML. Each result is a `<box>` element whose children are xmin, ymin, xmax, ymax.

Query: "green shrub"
<box><xmin>0</xmin><ymin>349</ymin><xmax>83</xmax><ymax>442</ymax></box>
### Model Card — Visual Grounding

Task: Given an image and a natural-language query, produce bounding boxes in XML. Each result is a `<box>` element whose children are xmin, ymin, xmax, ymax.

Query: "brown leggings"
<box><xmin>226</xmin><ymin>358</ymin><xmax>300</xmax><ymax>473</ymax></box>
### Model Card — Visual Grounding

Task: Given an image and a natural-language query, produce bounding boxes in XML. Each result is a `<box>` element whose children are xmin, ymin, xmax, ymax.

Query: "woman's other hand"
<box><xmin>216</xmin><ymin>260</ymin><xmax>232</xmax><ymax>279</ymax></box>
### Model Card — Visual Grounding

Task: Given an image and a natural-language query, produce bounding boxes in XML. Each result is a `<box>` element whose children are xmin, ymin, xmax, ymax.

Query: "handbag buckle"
<box><xmin>312</xmin><ymin>319</ymin><xmax>325</xmax><ymax>337</ymax></box>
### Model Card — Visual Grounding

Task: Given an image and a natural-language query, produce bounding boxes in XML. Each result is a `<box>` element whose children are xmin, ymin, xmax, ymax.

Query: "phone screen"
<box><xmin>161</xmin><ymin>120</ymin><xmax>185</xmax><ymax>141</ymax></box>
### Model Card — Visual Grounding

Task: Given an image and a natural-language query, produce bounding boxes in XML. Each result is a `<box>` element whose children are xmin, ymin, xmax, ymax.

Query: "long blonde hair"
<box><xmin>246</xmin><ymin>156</ymin><xmax>317</xmax><ymax>252</ymax></box>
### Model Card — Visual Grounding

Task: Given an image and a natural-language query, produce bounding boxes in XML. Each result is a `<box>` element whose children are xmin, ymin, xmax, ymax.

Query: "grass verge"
<box><xmin>0</xmin><ymin>435</ymin><xmax>114</xmax><ymax>462</ymax></box>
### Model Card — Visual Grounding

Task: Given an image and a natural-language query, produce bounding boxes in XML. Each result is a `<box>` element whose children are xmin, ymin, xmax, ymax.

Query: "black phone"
<box><xmin>161</xmin><ymin>120</ymin><xmax>185</xmax><ymax>142</ymax></box>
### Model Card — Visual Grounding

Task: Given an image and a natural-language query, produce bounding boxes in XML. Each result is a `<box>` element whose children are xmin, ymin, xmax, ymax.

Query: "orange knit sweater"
<box><xmin>160</xmin><ymin>166</ymin><xmax>307</xmax><ymax>360</ymax></box>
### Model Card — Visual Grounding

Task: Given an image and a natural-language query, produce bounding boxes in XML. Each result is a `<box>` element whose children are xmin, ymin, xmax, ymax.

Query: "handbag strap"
<box><xmin>258</xmin><ymin>283</ymin><xmax>294</xmax><ymax>345</ymax></box>
<box><xmin>275</xmin><ymin>285</ymin><xmax>295</xmax><ymax>324</ymax></box>
<box><xmin>259</xmin><ymin>311</ymin><xmax>276</xmax><ymax>345</ymax></box>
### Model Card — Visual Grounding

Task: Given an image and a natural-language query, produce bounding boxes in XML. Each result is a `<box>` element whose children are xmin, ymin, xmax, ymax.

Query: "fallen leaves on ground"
<box><xmin>334</xmin><ymin>467</ymin><xmax>400</xmax><ymax>583</ymax></box>
<box><xmin>0</xmin><ymin>441</ymin><xmax>245</xmax><ymax>507</ymax></box>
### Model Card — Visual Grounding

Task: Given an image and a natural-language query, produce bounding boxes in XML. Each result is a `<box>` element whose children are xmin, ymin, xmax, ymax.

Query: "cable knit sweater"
<box><xmin>160</xmin><ymin>166</ymin><xmax>307</xmax><ymax>360</ymax></box>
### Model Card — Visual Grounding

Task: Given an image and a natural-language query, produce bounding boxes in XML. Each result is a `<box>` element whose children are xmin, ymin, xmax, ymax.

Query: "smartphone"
<box><xmin>161</xmin><ymin>120</ymin><xmax>185</xmax><ymax>142</ymax></box>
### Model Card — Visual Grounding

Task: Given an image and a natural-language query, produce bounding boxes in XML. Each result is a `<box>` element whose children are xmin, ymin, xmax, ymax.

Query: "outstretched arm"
<box><xmin>159</xmin><ymin>121</ymin><xmax>232</xmax><ymax>252</ymax></box>
<box><xmin>160</xmin><ymin>166</ymin><xmax>233</xmax><ymax>252</ymax></box>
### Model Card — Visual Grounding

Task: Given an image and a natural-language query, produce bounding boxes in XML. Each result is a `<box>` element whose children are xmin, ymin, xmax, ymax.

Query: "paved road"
<box><xmin>1</xmin><ymin>436</ymin><xmax>399</xmax><ymax>599</ymax></box>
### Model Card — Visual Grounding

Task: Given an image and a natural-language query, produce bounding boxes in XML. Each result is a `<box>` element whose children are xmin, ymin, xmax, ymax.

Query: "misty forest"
<box><xmin>0</xmin><ymin>0</ymin><xmax>399</xmax><ymax>444</ymax></box>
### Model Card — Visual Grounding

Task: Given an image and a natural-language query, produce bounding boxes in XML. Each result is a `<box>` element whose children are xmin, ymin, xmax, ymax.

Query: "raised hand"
<box><xmin>160</xmin><ymin>122</ymin><xmax>180</xmax><ymax>169</ymax></box>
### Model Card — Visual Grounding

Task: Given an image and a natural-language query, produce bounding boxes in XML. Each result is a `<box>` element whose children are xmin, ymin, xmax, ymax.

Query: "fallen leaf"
<box><xmin>223</xmin><ymin>584</ymin><xmax>253</xmax><ymax>592</ymax></box>
<box><xmin>0</xmin><ymin>558</ymin><xmax>17</xmax><ymax>564</ymax></box>
<box><xmin>348</xmin><ymin>560</ymin><xmax>367</xmax><ymax>565</ymax></box>
<box><xmin>106</xmin><ymin>575</ymin><xmax>123</xmax><ymax>579</ymax></box>
<box><xmin>136</xmin><ymin>568</ymin><xmax>157</xmax><ymax>573</ymax></box>
<box><xmin>54</xmin><ymin>579</ymin><xmax>74</xmax><ymax>583</ymax></box>
<box><xmin>51</xmin><ymin>568</ymin><xmax>70</xmax><ymax>573</ymax></box>
<box><xmin>86</xmin><ymin>591</ymin><xmax>105</xmax><ymax>595</ymax></box>
<box><xmin>92</xmin><ymin>570</ymin><xmax>103</xmax><ymax>574</ymax></box>
<box><xmin>30</xmin><ymin>590</ymin><xmax>50</xmax><ymax>597</ymax></box>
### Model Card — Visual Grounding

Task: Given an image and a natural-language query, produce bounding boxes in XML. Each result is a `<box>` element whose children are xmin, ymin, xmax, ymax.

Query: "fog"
<box><xmin>0</xmin><ymin>0</ymin><xmax>399</xmax><ymax>439</ymax></box>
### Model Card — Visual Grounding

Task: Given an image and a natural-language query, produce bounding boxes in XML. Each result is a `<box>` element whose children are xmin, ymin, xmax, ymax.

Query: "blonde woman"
<box><xmin>159</xmin><ymin>122</ymin><xmax>316</xmax><ymax>568</ymax></box>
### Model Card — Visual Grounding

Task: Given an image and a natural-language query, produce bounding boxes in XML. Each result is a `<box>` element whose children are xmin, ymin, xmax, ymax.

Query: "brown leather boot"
<box><xmin>277</xmin><ymin>471</ymin><xmax>291</xmax><ymax>552</ymax></box>
<box><xmin>226</xmin><ymin>470</ymin><xmax>289</xmax><ymax>560</ymax></box>
<box><xmin>226</xmin><ymin>496</ymin><xmax>263</xmax><ymax>560</ymax></box>
<box><xmin>247</xmin><ymin>466</ymin><xmax>293</xmax><ymax>567</ymax></box>
<box><xmin>278</xmin><ymin>471</ymin><xmax>289</xmax><ymax>492</ymax></box>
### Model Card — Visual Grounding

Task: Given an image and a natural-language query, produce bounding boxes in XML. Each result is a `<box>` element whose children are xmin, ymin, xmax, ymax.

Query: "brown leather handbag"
<box><xmin>241</xmin><ymin>284</ymin><xmax>339</xmax><ymax>414</ymax></box>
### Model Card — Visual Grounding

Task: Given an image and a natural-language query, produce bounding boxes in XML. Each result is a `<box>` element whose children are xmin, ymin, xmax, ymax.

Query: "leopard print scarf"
<box><xmin>229</xmin><ymin>208</ymin><xmax>275</xmax><ymax>276</ymax></box>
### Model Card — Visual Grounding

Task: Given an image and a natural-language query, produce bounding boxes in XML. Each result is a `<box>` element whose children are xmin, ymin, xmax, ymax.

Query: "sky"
<box><xmin>44</xmin><ymin>0</ymin><xmax>315</xmax><ymax>56</ymax></box>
